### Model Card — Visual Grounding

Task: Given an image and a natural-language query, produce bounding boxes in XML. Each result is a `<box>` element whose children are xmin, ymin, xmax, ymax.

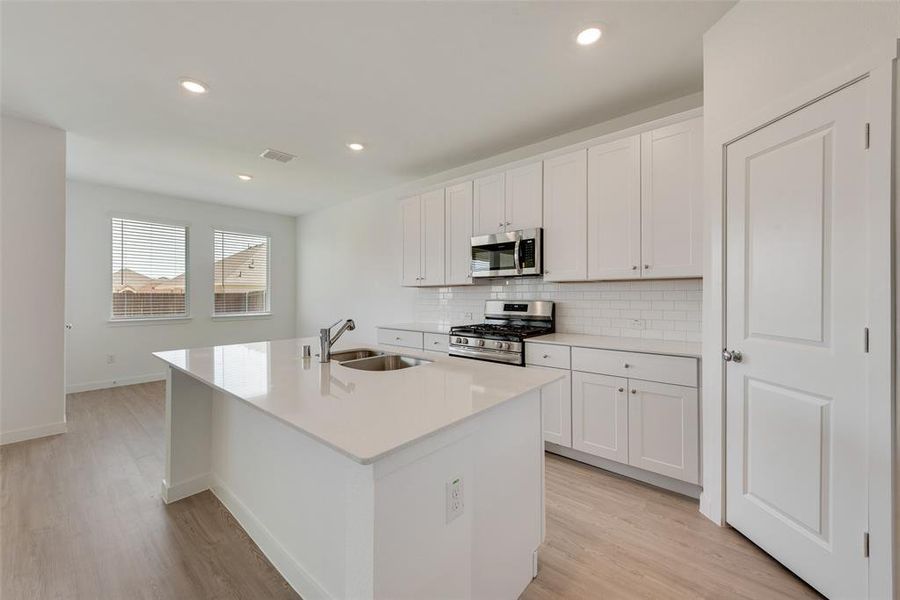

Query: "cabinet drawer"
<box><xmin>423</xmin><ymin>333</ymin><xmax>449</xmax><ymax>352</ymax></box>
<box><xmin>525</xmin><ymin>343</ymin><xmax>571</xmax><ymax>369</ymax></box>
<box><xmin>571</xmin><ymin>347</ymin><xmax>697</xmax><ymax>387</ymax></box>
<box><xmin>377</xmin><ymin>328</ymin><xmax>424</xmax><ymax>349</ymax></box>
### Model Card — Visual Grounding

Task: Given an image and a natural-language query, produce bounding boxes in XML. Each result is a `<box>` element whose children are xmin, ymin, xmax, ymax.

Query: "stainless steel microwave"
<box><xmin>471</xmin><ymin>228</ymin><xmax>542</xmax><ymax>278</ymax></box>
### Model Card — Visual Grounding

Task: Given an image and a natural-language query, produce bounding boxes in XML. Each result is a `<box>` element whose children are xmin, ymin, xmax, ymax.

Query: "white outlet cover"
<box><xmin>445</xmin><ymin>477</ymin><xmax>464</xmax><ymax>523</ymax></box>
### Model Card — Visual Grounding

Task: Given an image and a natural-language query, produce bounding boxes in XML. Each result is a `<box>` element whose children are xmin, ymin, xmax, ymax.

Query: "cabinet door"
<box><xmin>444</xmin><ymin>181</ymin><xmax>473</xmax><ymax>286</ymax></box>
<box><xmin>473</xmin><ymin>173</ymin><xmax>506</xmax><ymax>236</ymax></box>
<box><xmin>640</xmin><ymin>117</ymin><xmax>702</xmax><ymax>278</ymax></box>
<box><xmin>587</xmin><ymin>135</ymin><xmax>642</xmax><ymax>280</ymax></box>
<box><xmin>571</xmin><ymin>371</ymin><xmax>628</xmax><ymax>463</ymax></box>
<box><xmin>532</xmin><ymin>367</ymin><xmax>571</xmax><ymax>447</ymax></box>
<box><xmin>504</xmin><ymin>161</ymin><xmax>543</xmax><ymax>232</ymax></box>
<box><xmin>627</xmin><ymin>380</ymin><xmax>699</xmax><ymax>484</ymax></box>
<box><xmin>542</xmin><ymin>150</ymin><xmax>587</xmax><ymax>282</ymax></box>
<box><xmin>400</xmin><ymin>195</ymin><xmax>421</xmax><ymax>286</ymax></box>
<box><xmin>419</xmin><ymin>189</ymin><xmax>445</xmax><ymax>286</ymax></box>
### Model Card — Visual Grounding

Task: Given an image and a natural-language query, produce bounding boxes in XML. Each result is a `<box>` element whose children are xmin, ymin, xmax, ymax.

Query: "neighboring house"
<box><xmin>112</xmin><ymin>243</ymin><xmax>267</xmax><ymax>317</ymax></box>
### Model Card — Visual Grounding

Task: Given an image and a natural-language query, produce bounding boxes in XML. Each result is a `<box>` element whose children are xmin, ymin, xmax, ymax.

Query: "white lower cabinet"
<box><xmin>533</xmin><ymin>367</ymin><xmax>572</xmax><ymax>447</ymax></box>
<box><xmin>571</xmin><ymin>371</ymin><xmax>629</xmax><ymax>463</ymax></box>
<box><xmin>627</xmin><ymin>380</ymin><xmax>699</xmax><ymax>484</ymax></box>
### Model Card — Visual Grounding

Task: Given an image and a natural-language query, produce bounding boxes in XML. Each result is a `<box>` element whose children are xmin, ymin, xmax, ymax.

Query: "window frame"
<box><xmin>108</xmin><ymin>214</ymin><xmax>191</xmax><ymax>323</ymax></box>
<box><xmin>211</xmin><ymin>227</ymin><xmax>272</xmax><ymax>318</ymax></box>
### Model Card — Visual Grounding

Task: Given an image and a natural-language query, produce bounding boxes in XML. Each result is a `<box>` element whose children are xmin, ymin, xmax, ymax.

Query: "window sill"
<box><xmin>108</xmin><ymin>316</ymin><xmax>193</xmax><ymax>326</ymax></box>
<box><xmin>210</xmin><ymin>312</ymin><xmax>273</xmax><ymax>321</ymax></box>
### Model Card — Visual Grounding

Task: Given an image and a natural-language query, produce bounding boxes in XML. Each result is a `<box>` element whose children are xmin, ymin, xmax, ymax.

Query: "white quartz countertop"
<box><xmin>154</xmin><ymin>338</ymin><xmax>562</xmax><ymax>465</ymax></box>
<box><xmin>378</xmin><ymin>322</ymin><xmax>457</xmax><ymax>335</ymax></box>
<box><xmin>528</xmin><ymin>333</ymin><xmax>701</xmax><ymax>358</ymax></box>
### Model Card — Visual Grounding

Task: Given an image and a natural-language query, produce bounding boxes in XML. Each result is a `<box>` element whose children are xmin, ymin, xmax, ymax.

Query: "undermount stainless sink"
<box><xmin>339</xmin><ymin>354</ymin><xmax>432</xmax><ymax>371</ymax></box>
<box><xmin>330</xmin><ymin>348</ymin><xmax>385</xmax><ymax>362</ymax></box>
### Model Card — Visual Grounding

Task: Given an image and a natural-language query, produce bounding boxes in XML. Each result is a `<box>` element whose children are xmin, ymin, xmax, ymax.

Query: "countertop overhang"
<box><xmin>154</xmin><ymin>338</ymin><xmax>562</xmax><ymax>465</ymax></box>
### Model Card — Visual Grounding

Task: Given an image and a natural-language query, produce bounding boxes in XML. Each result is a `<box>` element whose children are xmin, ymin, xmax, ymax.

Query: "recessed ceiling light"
<box><xmin>576</xmin><ymin>27</ymin><xmax>602</xmax><ymax>46</ymax></box>
<box><xmin>179</xmin><ymin>79</ymin><xmax>208</xmax><ymax>94</ymax></box>
<box><xmin>237</xmin><ymin>174</ymin><xmax>252</xmax><ymax>181</ymax></box>
<box><xmin>346</xmin><ymin>142</ymin><xmax>365</xmax><ymax>151</ymax></box>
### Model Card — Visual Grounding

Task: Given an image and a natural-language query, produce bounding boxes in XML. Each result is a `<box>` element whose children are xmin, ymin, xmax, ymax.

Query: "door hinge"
<box><xmin>864</xmin><ymin>327</ymin><xmax>870</xmax><ymax>353</ymax></box>
<box><xmin>863</xmin><ymin>531</ymin><xmax>870</xmax><ymax>558</ymax></box>
<box><xmin>865</xmin><ymin>123</ymin><xmax>870</xmax><ymax>149</ymax></box>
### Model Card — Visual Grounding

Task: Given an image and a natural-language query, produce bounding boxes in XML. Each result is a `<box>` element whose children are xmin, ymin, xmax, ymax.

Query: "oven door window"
<box><xmin>472</xmin><ymin>242</ymin><xmax>516</xmax><ymax>273</ymax></box>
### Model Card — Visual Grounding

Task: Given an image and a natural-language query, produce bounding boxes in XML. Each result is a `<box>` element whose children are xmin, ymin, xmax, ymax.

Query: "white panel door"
<box><xmin>400</xmin><ymin>195</ymin><xmax>421</xmax><ymax>286</ymax></box>
<box><xmin>419</xmin><ymin>189</ymin><xmax>445</xmax><ymax>286</ymax></box>
<box><xmin>571</xmin><ymin>371</ymin><xmax>627</xmax><ymax>463</ymax></box>
<box><xmin>473</xmin><ymin>173</ymin><xmax>506</xmax><ymax>236</ymax></box>
<box><xmin>504</xmin><ymin>161</ymin><xmax>543</xmax><ymax>232</ymax></box>
<box><xmin>725</xmin><ymin>80</ymin><xmax>869</xmax><ymax>599</ymax></box>
<box><xmin>444</xmin><ymin>181</ymin><xmax>473</xmax><ymax>286</ymax></box>
<box><xmin>627</xmin><ymin>380</ymin><xmax>698</xmax><ymax>484</ymax></box>
<box><xmin>542</xmin><ymin>150</ymin><xmax>587</xmax><ymax>282</ymax></box>
<box><xmin>533</xmin><ymin>367</ymin><xmax>571</xmax><ymax>447</ymax></box>
<box><xmin>587</xmin><ymin>135</ymin><xmax>642</xmax><ymax>280</ymax></box>
<box><xmin>640</xmin><ymin>117</ymin><xmax>702</xmax><ymax>278</ymax></box>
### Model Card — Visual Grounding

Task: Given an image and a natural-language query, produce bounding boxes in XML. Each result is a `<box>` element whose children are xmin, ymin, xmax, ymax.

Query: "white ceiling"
<box><xmin>1</xmin><ymin>1</ymin><xmax>732</xmax><ymax>216</ymax></box>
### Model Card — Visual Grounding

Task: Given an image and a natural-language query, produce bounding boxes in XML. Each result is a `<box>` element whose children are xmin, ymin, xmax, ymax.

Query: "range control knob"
<box><xmin>500</xmin><ymin>342</ymin><xmax>509</xmax><ymax>350</ymax></box>
<box><xmin>476</xmin><ymin>339</ymin><xmax>485</xmax><ymax>347</ymax></box>
<box><xmin>461</xmin><ymin>338</ymin><xmax>469</xmax><ymax>344</ymax></box>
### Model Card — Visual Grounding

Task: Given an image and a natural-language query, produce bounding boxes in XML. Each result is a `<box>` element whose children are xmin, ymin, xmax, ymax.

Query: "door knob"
<box><xmin>722</xmin><ymin>349</ymin><xmax>743</xmax><ymax>363</ymax></box>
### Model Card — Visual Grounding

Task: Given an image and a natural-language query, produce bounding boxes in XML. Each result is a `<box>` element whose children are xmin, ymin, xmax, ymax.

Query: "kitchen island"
<box><xmin>154</xmin><ymin>338</ymin><xmax>562</xmax><ymax>600</ymax></box>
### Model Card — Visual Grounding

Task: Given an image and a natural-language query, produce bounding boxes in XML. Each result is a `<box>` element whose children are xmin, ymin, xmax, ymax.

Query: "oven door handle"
<box><xmin>514</xmin><ymin>234</ymin><xmax>522</xmax><ymax>274</ymax></box>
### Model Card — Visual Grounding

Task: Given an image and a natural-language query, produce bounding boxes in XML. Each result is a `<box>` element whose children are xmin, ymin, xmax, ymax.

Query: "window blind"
<box><xmin>111</xmin><ymin>217</ymin><xmax>188</xmax><ymax>319</ymax></box>
<box><xmin>214</xmin><ymin>230</ymin><xmax>269</xmax><ymax>315</ymax></box>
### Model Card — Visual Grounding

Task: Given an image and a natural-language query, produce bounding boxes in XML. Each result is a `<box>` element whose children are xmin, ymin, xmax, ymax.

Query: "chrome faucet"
<box><xmin>319</xmin><ymin>318</ymin><xmax>356</xmax><ymax>362</ymax></box>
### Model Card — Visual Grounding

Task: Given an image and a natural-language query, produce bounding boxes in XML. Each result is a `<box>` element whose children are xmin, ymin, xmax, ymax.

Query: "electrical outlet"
<box><xmin>464</xmin><ymin>312</ymin><xmax>473</xmax><ymax>321</ymax></box>
<box><xmin>445</xmin><ymin>477</ymin><xmax>464</xmax><ymax>523</ymax></box>
<box><xmin>630</xmin><ymin>319</ymin><xmax>645</xmax><ymax>330</ymax></box>
<box><xmin>106</xmin><ymin>354</ymin><xmax>116</xmax><ymax>365</ymax></box>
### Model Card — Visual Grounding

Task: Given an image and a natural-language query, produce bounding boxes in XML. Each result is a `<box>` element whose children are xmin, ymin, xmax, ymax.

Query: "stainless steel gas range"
<box><xmin>449</xmin><ymin>300</ymin><xmax>554</xmax><ymax>366</ymax></box>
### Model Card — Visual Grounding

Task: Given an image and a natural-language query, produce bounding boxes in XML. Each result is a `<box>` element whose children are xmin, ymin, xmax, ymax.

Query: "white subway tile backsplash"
<box><xmin>414</xmin><ymin>277</ymin><xmax>702</xmax><ymax>342</ymax></box>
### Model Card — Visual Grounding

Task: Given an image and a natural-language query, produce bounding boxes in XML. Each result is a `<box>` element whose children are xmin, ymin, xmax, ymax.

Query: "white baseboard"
<box><xmin>67</xmin><ymin>372</ymin><xmax>165</xmax><ymax>394</ymax></box>
<box><xmin>209</xmin><ymin>476</ymin><xmax>334</xmax><ymax>600</ymax></box>
<box><xmin>0</xmin><ymin>421</ymin><xmax>67</xmax><ymax>445</ymax></box>
<box><xmin>160</xmin><ymin>474</ymin><xmax>210</xmax><ymax>504</ymax></box>
<box><xmin>545</xmin><ymin>443</ymin><xmax>702</xmax><ymax>499</ymax></box>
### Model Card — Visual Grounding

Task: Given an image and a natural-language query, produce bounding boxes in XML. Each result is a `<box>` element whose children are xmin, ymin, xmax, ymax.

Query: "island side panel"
<box><xmin>162</xmin><ymin>366</ymin><xmax>213</xmax><ymax>502</ymax></box>
<box><xmin>208</xmin><ymin>389</ymin><xmax>376</xmax><ymax>600</ymax></box>
<box><xmin>371</xmin><ymin>389</ymin><xmax>543</xmax><ymax>600</ymax></box>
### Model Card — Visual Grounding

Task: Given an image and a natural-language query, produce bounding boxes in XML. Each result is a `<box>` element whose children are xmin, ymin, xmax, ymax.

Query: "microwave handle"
<box><xmin>514</xmin><ymin>235</ymin><xmax>522</xmax><ymax>273</ymax></box>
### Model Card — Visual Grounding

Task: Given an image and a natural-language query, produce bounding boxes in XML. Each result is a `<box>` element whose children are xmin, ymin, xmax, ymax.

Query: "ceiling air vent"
<box><xmin>259</xmin><ymin>148</ymin><xmax>296</xmax><ymax>163</ymax></box>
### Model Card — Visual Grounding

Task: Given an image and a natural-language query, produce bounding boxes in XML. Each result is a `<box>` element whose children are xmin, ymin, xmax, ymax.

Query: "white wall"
<box><xmin>0</xmin><ymin>116</ymin><xmax>68</xmax><ymax>444</ymax></box>
<box><xmin>700</xmin><ymin>1</ymin><xmax>899</xmax><ymax>593</ymax></box>
<box><xmin>66</xmin><ymin>179</ymin><xmax>297</xmax><ymax>392</ymax></box>
<box><xmin>297</xmin><ymin>93</ymin><xmax>703</xmax><ymax>345</ymax></box>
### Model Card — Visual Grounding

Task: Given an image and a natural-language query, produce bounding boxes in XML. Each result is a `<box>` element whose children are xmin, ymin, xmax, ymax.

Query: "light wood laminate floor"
<box><xmin>1</xmin><ymin>382</ymin><xmax>820</xmax><ymax>599</ymax></box>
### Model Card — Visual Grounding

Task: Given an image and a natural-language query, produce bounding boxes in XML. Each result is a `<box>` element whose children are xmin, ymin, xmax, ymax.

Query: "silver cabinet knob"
<box><xmin>623</xmin><ymin>363</ymin><xmax>630</xmax><ymax>369</ymax></box>
<box><xmin>395</xmin><ymin>336</ymin><xmax>401</xmax><ymax>341</ymax></box>
<box><xmin>433</xmin><ymin>340</ymin><xmax>440</xmax><ymax>345</ymax></box>
<box><xmin>631</xmin><ymin>389</ymin><xmax>637</xmax><ymax>394</ymax></box>
<box><xmin>505</xmin><ymin>221</ymin><xmax>511</xmax><ymax>226</ymax></box>
<box><xmin>723</xmin><ymin>349</ymin><xmax>743</xmax><ymax>363</ymax></box>
<box><xmin>498</xmin><ymin>222</ymin><xmax>504</xmax><ymax>228</ymax></box>
<box><xmin>644</xmin><ymin>264</ymin><xmax>650</xmax><ymax>269</ymax></box>
<box><xmin>542</xmin><ymin>354</ymin><xmax>550</xmax><ymax>359</ymax></box>
<box><xmin>631</xmin><ymin>265</ymin><xmax>638</xmax><ymax>270</ymax></box>
<box><xmin>617</xmin><ymin>387</ymin><xmax>624</xmax><ymax>393</ymax></box>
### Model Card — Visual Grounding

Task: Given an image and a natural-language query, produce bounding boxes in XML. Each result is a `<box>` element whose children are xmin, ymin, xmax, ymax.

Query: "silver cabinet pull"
<box><xmin>617</xmin><ymin>387</ymin><xmax>624</xmax><ymax>393</ymax></box>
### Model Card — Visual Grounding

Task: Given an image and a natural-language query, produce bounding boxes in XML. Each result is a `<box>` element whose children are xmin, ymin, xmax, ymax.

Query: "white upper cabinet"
<box><xmin>473</xmin><ymin>173</ymin><xmax>506</xmax><ymax>236</ymax></box>
<box><xmin>419</xmin><ymin>189</ymin><xmax>446</xmax><ymax>286</ymax></box>
<box><xmin>401</xmin><ymin>190</ymin><xmax>445</xmax><ymax>287</ymax></box>
<box><xmin>504</xmin><ymin>161</ymin><xmax>543</xmax><ymax>232</ymax></box>
<box><xmin>543</xmin><ymin>149</ymin><xmax>587</xmax><ymax>282</ymax></box>
<box><xmin>640</xmin><ymin>117</ymin><xmax>703</xmax><ymax>278</ymax></box>
<box><xmin>444</xmin><ymin>181</ymin><xmax>474</xmax><ymax>286</ymax></box>
<box><xmin>400</xmin><ymin>195</ymin><xmax>422</xmax><ymax>286</ymax></box>
<box><xmin>587</xmin><ymin>135</ymin><xmax>642</xmax><ymax>280</ymax></box>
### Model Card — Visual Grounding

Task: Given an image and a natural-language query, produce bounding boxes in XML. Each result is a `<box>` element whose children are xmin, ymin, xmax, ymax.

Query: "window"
<box><xmin>213</xmin><ymin>230</ymin><xmax>270</xmax><ymax>315</ymax></box>
<box><xmin>111</xmin><ymin>217</ymin><xmax>188</xmax><ymax>319</ymax></box>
